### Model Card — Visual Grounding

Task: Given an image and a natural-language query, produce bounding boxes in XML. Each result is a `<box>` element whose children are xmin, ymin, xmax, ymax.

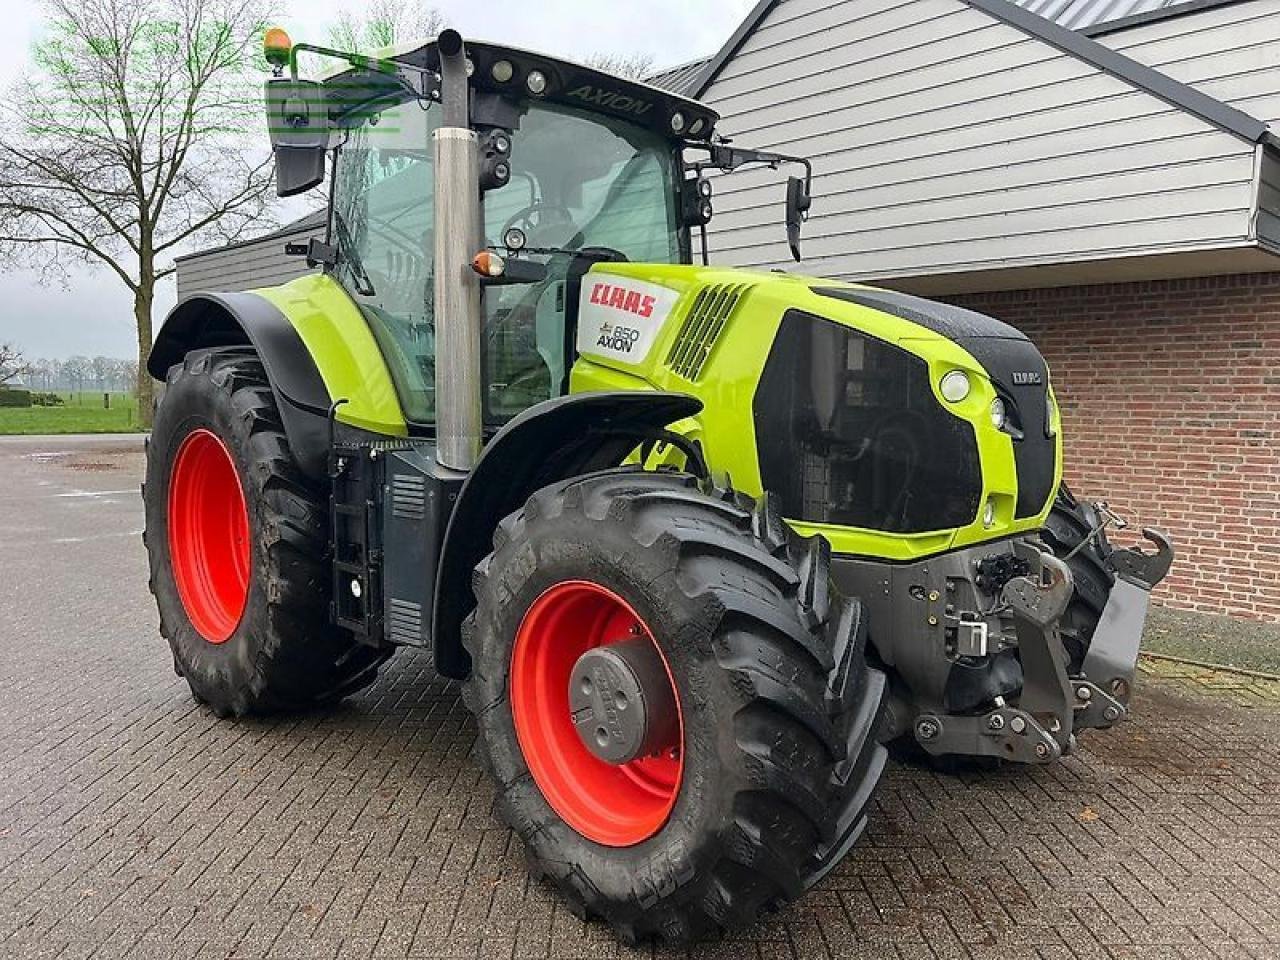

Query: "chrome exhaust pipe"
<box><xmin>433</xmin><ymin>30</ymin><xmax>483</xmax><ymax>472</ymax></box>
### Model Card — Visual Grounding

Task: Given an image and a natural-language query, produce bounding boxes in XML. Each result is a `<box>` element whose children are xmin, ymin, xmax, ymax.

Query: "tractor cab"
<box><xmin>263</xmin><ymin>31</ymin><xmax>808</xmax><ymax>448</ymax></box>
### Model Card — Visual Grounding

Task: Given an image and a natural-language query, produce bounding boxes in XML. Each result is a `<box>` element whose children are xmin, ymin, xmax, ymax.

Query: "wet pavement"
<box><xmin>1</xmin><ymin>434</ymin><xmax>1277</xmax><ymax>960</ymax></box>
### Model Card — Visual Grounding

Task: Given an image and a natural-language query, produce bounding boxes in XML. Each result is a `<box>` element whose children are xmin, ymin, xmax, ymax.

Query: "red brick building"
<box><xmin>956</xmin><ymin>274</ymin><xmax>1280</xmax><ymax>621</ymax></box>
<box><xmin>691</xmin><ymin>0</ymin><xmax>1280</xmax><ymax>624</ymax></box>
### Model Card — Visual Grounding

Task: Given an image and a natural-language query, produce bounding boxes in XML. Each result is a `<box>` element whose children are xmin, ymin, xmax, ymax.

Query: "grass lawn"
<box><xmin>0</xmin><ymin>392</ymin><xmax>144</xmax><ymax>435</ymax></box>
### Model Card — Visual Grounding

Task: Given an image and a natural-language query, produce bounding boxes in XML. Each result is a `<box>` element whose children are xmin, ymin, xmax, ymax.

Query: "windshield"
<box><xmin>483</xmin><ymin>101</ymin><xmax>682</xmax><ymax>419</ymax></box>
<box><xmin>330</xmin><ymin>96</ymin><xmax>682</xmax><ymax>427</ymax></box>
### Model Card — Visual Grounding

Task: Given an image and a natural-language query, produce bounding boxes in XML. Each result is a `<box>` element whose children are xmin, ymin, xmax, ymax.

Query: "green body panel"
<box><xmin>254</xmin><ymin>275</ymin><xmax>408</xmax><ymax>436</ymax></box>
<box><xmin>570</xmin><ymin>263</ymin><xmax>1063</xmax><ymax>561</ymax></box>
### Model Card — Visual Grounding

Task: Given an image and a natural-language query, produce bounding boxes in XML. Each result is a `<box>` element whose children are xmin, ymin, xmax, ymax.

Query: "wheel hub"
<box><xmin>568</xmin><ymin>638</ymin><xmax>679</xmax><ymax>765</ymax></box>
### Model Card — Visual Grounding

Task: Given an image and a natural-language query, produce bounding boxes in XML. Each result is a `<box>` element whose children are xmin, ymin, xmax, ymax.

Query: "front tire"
<box><xmin>1041</xmin><ymin>484</ymin><xmax>1116</xmax><ymax>673</ymax></box>
<box><xmin>462</xmin><ymin>470</ymin><xmax>888</xmax><ymax>943</ymax></box>
<box><xmin>143</xmin><ymin>348</ymin><xmax>389</xmax><ymax>717</ymax></box>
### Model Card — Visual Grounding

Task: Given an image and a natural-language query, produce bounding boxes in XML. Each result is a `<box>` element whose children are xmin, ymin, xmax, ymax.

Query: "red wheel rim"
<box><xmin>167</xmin><ymin>429</ymin><xmax>251</xmax><ymax>644</ymax></box>
<box><xmin>511</xmin><ymin>581</ymin><xmax>684</xmax><ymax>847</ymax></box>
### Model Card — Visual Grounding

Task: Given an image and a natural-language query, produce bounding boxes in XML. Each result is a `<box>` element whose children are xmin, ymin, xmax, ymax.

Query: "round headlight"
<box><xmin>983</xmin><ymin>499</ymin><xmax>996</xmax><ymax>529</ymax></box>
<box><xmin>990</xmin><ymin>397</ymin><xmax>1007</xmax><ymax>430</ymax></box>
<box><xmin>939</xmin><ymin>370</ymin><xmax>971</xmax><ymax>403</ymax></box>
<box><xmin>491</xmin><ymin>60</ymin><xmax>514</xmax><ymax>83</ymax></box>
<box><xmin>527</xmin><ymin>70</ymin><xmax>548</xmax><ymax>96</ymax></box>
<box><xmin>671</xmin><ymin>111</ymin><xmax>687</xmax><ymax>134</ymax></box>
<box><xmin>689</xmin><ymin>118</ymin><xmax>705</xmax><ymax>136</ymax></box>
<box><xmin>697</xmin><ymin>178</ymin><xmax>713</xmax><ymax>198</ymax></box>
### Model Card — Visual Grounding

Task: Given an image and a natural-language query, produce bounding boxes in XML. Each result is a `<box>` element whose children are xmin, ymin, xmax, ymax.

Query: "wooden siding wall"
<box><xmin>175</xmin><ymin>224</ymin><xmax>326</xmax><ymax>301</ymax></box>
<box><xmin>699</xmin><ymin>0</ymin><xmax>1259</xmax><ymax>283</ymax></box>
<box><xmin>1099</xmin><ymin>0</ymin><xmax>1280</xmax><ymax>124</ymax></box>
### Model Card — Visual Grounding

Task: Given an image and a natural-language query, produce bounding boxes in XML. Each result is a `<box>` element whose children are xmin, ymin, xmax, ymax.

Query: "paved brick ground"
<box><xmin>2</xmin><ymin>435</ymin><xmax>1278</xmax><ymax>960</ymax></box>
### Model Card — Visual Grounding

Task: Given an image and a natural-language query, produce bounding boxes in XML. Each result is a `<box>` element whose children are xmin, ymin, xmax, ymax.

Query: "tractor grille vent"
<box><xmin>665</xmin><ymin>283</ymin><xmax>750</xmax><ymax>381</ymax></box>
<box><xmin>388</xmin><ymin>598</ymin><xmax>425</xmax><ymax>646</ymax></box>
<box><xmin>391</xmin><ymin>473</ymin><xmax>427</xmax><ymax>521</ymax></box>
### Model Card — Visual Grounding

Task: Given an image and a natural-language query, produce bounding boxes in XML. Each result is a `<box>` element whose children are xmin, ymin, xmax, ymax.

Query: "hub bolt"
<box><xmin>1035</xmin><ymin>743</ymin><xmax>1050</xmax><ymax>759</ymax></box>
<box><xmin>988</xmin><ymin>714</ymin><xmax>1005</xmax><ymax>732</ymax></box>
<box><xmin>1077</xmin><ymin>686</ymin><xmax>1092</xmax><ymax>701</ymax></box>
<box><xmin>1104</xmin><ymin>706</ymin><xmax>1121</xmax><ymax>722</ymax></box>
<box><xmin>1010</xmin><ymin>716</ymin><xmax>1027</xmax><ymax>734</ymax></box>
<box><xmin>916</xmin><ymin>718</ymin><xmax>940</xmax><ymax>742</ymax></box>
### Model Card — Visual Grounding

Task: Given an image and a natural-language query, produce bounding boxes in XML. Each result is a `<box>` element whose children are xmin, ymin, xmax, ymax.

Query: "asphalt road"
<box><xmin>1</xmin><ymin>434</ymin><xmax>1278</xmax><ymax>960</ymax></box>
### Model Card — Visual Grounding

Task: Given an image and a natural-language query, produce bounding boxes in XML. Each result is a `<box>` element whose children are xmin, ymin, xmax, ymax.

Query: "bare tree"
<box><xmin>586</xmin><ymin>52</ymin><xmax>657</xmax><ymax>80</ymax></box>
<box><xmin>0</xmin><ymin>0</ymin><xmax>277</xmax><ymax>427</ymax></box>
<box><xmin>329</xmin><ymin>0</ymin><xmax>448</xmax><ymax>54</ymax></box>
<box><xmin>0</xmin><ymin>345</ymin><xmax>30</xmax><ymax>385</ymax></box>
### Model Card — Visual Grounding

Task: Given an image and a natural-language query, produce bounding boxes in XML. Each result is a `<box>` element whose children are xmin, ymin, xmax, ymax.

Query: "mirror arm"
<box><xmin>287</xmin><ymin>43</ymin><xmax>434</xmax><ymax>103</ymax></box>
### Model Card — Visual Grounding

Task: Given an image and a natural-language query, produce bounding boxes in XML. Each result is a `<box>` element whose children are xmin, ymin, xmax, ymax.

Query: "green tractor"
<box><xmin>143</xmin><ymin>29</ymin><xmax>1174</xmax><ymax>942</ymax></box>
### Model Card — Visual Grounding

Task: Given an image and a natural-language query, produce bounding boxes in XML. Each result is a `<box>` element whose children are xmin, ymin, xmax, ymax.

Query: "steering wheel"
<box><xmin>501</xmin><ymin>200</ymin><xmax>576</xmax><ymax>244</ymax></box>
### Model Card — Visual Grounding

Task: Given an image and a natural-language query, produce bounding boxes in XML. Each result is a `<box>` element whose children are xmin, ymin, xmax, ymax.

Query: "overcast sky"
<box><xmin>0</xmin><ymin>0</ymin><xmax>753</xmax><ymax>360</ymax></box>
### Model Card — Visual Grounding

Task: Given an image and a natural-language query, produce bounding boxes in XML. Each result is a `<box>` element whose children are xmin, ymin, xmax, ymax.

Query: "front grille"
<box><xmin>665</xmin><ymin>283</ymin><xmax>750</xmax><ymax>381</ymax></box>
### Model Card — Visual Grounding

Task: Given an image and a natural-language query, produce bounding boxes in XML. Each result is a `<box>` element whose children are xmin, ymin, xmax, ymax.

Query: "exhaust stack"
<box><xmin>432</xmin><ymin>30</ymin><xmax>484</xmax><ymax>472</ymax></box>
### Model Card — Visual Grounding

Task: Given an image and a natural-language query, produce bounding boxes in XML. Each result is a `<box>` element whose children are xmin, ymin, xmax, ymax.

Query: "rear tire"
<box><xmin>143</xmin><ymin>348</ymin><xmax>390</xmax><ymax>717</ymax></box>
<box><xmin>1041</xmin><ymin>483</ymin><xmax>1116</xmax><ymax>673</ymax></box>
<box><xmin>462</xmin><ymin>469</ymin><xmax>887</xmax><ymax>943</ymax></box>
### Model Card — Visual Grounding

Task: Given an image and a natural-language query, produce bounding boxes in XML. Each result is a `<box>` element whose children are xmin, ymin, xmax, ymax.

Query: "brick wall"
<box><xmin>951</xmin><ymin>273</ymin><xmax>1280</xmax><ymax>622</ymax></box>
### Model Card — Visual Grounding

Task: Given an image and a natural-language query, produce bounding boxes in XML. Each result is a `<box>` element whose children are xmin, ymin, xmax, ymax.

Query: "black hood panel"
<box><xmin>813</xmin><ymin>287</ymin><xmax>1056</xmax><ymax>520</ymax></box>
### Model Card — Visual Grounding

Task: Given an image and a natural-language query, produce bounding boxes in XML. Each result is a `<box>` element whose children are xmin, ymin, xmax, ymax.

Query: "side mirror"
<box><xmin>264</xmin><ymin>78</ymin><xmax>329</xmax><ymax>197</ymax></box>
<box><xmin>785</xmin><ymin>176</ymin><xmax>812</xmax><ymax>262</ymax></box>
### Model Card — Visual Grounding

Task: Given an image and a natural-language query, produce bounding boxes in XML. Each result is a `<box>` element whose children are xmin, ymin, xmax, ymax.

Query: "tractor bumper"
<box><xmin>913</xmin><ymin>528</ymin><xmax>1174</xmax><ymax>764</ymax></box>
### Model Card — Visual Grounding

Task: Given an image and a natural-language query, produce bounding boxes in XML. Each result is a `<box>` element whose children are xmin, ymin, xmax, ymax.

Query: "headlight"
<box><xmin>939</xmin><ymin>370</ymin><xmax>971</xmax><ymax>403</ymax></box>
<box><xmin>990</xmin><ymin>397</ymin><xmax>1007</xmax><ymax>430</ymax></box>
<box><xmin>526</xmin><ymin>70</ymin><xmax>548</xmax><ymax>96</ymax></box>
<box><xmin>983</xmin><ymin>499</ymin><xmax>996</xmax><ymax>529</ymax></box>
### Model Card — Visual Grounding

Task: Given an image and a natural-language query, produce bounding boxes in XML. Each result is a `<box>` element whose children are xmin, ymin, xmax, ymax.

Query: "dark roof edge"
<box><xmin>966</xmin><ymin>0</ymin><xmax>1268</xmax><ymax>144</ymax></box>
<box><xmin>1080</xmin><ymin>0</ymin><xmax>1251</xmax><ymax>38</ymax></box>
<box><xmin>173</xmin><ymin>211</ymin><xmax>327</xmax><ymax>263</ymax></box>
<box><xmin>691</xmin><ymin>0</ymin><xmax>780</xmax><ymax>97</ymax></box>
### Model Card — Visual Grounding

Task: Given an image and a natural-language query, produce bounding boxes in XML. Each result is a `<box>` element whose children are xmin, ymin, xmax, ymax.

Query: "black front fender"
<box><xmin>150</xmin><ymin>292</ymin><xmax>333</xmax><ymax>478</ymax></box>
<box><xmin>432</xmin><ymin>390</ymin><xmax>703</xmax><ymax>678</ymax></box>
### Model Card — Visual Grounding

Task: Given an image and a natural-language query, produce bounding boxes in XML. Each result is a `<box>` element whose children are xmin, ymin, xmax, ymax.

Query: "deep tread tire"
<box><xmin>143</xmin><ymin>348</ymin><xmax>390</xmax><ymax>717</ymax></box>
<box><xmin>462</xmin><ymin>469</ymin><xmax>888</xmax><ymax>943</ymax></box>
<box><xmin>1041</xmin><ymin>483</ymin><xmax>1116</xmax><ymax>673</ymax></box>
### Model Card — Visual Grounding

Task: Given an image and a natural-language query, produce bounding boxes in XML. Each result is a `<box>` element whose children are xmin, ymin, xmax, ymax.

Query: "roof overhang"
<box><xmin>878</xmin><ymin>242</ymin><xmax>1280</xmax><ymax>296</ymax></box>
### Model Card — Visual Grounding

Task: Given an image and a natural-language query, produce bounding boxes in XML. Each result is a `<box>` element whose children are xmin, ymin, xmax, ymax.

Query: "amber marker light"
<box><xmin>264</xmin><ymin>27</ymin><xmax>293</xmax><ymax>71</ymax></box>
<box><xmin>471</xmin><ymin>250</ymin><xmax>506</xmax><ymax>278</ymax></box>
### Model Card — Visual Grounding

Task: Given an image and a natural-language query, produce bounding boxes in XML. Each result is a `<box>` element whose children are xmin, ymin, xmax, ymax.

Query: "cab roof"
<box><xmin>322</xmin><ymin>37</ymin><xmax>720</xmax><ymax>144</ymax></box>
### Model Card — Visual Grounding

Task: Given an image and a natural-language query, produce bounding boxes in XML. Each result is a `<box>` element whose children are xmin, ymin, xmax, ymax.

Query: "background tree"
<box><xmin>0</xmin><ymin>346</ymin><xmax>30</xmax><ymax>385</ymax></box>
<box><xmin>0</xmin><ymin>0</ymin><xmax>277</xmax><ymax>427</ymax></box>
<box><xmin>328</xmin><ymin>0</ymin><xmax>448</xmax><ymax>54</ymax></box>
<box><xmin>586</xmin><ymin>52</ymin><xmax>657</xmax><ymax>80</ymax></box>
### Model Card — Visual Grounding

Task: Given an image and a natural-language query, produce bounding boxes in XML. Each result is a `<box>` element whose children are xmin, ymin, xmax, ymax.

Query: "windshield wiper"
<box><xmin>330</xmin><ymin>209</ymin><xmax>378</xmax><ymax>297</ymax></box>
